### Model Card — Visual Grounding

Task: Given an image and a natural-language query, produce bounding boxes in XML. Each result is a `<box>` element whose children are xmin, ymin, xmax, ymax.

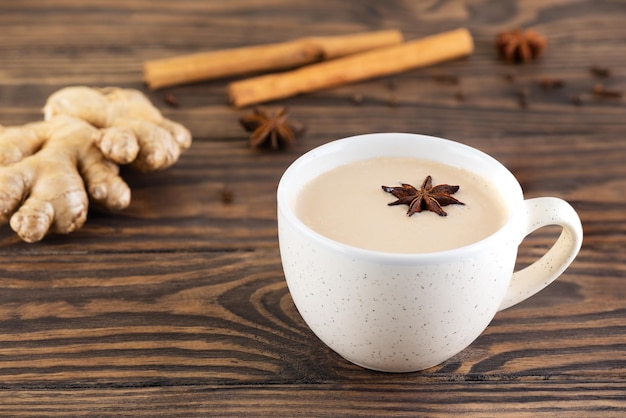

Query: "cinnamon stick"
<box><xmin>228</xmin><ymin>28</ymin><xmax>474</xmax><ymax>108</ymax></box>
<box><xmin>143</xmin><ymin>30</ymin><xmax>403</xmax><ymax>89</ymax></box>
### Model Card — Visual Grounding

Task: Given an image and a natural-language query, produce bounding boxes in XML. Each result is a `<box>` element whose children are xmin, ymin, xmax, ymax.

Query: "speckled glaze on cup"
<box><xmin>277</xmin><ymin>133</ymin><xmax>582</xmax><ymax>372</ymax></box>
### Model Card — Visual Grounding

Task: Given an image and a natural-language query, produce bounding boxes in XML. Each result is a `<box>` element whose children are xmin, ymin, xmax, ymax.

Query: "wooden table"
<box><xmin>1</xmin><ymin>0</ymin><xmax>624</xmax><ymax>415</ymax></box>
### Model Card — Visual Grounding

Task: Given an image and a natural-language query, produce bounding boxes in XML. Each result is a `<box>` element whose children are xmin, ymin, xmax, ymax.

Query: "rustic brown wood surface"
<box><xmin>0</xmin><ymin>0</ymin><xmax>625</xmax><ymax>416</ymax></box>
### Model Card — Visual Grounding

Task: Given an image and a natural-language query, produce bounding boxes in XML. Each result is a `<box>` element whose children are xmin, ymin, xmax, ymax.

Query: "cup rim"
<box><xmin>277</xmin><ymin>132</ymin><xmax>524</xmax><ymax>265</ymax></box>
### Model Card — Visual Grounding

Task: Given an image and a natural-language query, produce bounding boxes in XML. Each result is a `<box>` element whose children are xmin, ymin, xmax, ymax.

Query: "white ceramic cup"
<box><xmin>277</xmin><ymin>133</ymin><xmax>583</xmax><ymax>372</ymax></box>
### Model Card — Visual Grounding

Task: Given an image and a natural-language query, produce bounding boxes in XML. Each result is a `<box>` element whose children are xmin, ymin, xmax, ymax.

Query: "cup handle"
<box><xmin>498</xmin><ymin>197</ymin><xmax>583</xmax><ymax>311</ymax></box>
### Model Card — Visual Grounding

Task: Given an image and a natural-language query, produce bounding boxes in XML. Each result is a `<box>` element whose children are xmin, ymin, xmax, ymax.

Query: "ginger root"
<box><xmin>0</xmin><ymin>86</ymin><xmax>191</xmax><ymax>243</ymax></box>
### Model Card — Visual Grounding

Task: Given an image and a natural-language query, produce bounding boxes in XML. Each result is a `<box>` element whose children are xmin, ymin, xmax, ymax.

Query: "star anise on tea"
<box><xmin>239</xmin><ymin>106</ymin><xmax>304</xmax><ymax>150</ymax></box>
<box><xmin>382</xmin><ymin>175</ymin><xmax>464</xmax><ymax>217</ymax></box>
<box><xmin>495</xmin><ymin>28</ymin><xmax>547</xmax><ymax>63</ymax></box>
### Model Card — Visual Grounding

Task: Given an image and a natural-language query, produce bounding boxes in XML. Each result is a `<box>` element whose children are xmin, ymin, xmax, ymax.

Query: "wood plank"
<box><xmin>0</xmin><ymin>130</ymin><xmax>623</xmax><ymax>252</ymax></box>
<box><xmin>0</xmin><ymin>381</ymin><xmax>624</xmax><ymax>416</ymax></box>
<box><xmin>0</xmin><ymin>248</ymin><xmax>622</xmax><ymax>387</ymax></box>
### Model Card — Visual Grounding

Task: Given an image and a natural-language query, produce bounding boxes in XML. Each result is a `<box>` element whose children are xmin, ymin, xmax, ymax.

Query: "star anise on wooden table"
<box><xmin>495</xmin><ymin>28</ymin><xmax>547</xmax><ymax>63</ymax></box>
<box><xmin>239</xmin><ymin>107</ymin><xmax>304</xmax><ymax>149</ymax></box>
<box><xmin>382</xmin><ymin>175</ymin><xmax>464</xmax><ymax>217</ymax></box>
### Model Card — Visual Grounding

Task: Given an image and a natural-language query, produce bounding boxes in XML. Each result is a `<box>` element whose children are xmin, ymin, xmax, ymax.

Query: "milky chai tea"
<box><xmin>295</xmin><ymin>157</ymin><xmax>509</xmax><ymax>253</ymax></box>
<box><xmin>279</xmin><ymin>133</ymin><xmax>583</xmax><ymax>372</ymax></box>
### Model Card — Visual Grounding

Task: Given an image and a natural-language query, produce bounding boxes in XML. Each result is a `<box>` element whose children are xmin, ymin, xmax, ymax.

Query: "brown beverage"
<box><xmin>294</xmin><ymin>157</ymin><xmax>509</xmax><ymax>253</ymax></box>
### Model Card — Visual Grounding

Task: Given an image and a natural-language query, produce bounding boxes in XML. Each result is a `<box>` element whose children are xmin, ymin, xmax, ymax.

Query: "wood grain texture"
<box><xmin>0</xmin><ymin>0</ymin><xmax>625</xmax><ymax>415</ymax></box>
